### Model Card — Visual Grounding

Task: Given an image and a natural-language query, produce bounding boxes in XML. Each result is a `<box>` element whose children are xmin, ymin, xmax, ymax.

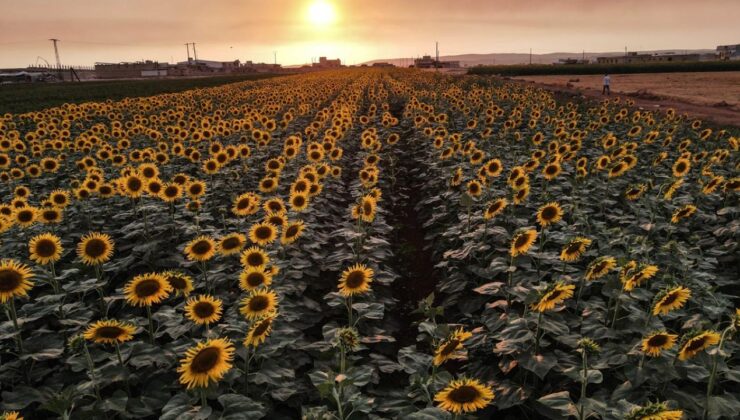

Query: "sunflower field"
<box><xmin>0</xmin><ymin>69</ymin><xmax>738</xmax><ymax>420</ymax></box>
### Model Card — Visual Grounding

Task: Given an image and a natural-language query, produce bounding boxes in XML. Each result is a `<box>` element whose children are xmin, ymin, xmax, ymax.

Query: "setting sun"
<box><xmin>307</xmin><ymin>0</ymin><xmax>336</xmax><ymax>26</ymax></box>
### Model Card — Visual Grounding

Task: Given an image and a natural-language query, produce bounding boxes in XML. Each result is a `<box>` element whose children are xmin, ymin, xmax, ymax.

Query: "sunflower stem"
<box><xmin>346</xmin><ymin>295</ymin><xmax>354</xmax><ymax>327</ymax></box>
<box><xmin>506</xmin><ymin>255</ymin><xmax>515</xmax><ymax>314</ymax></box>
<box><xmin>575</xmin><ymin>277</ymin><xmax>585</xmax><ymax>309</ymax></box>
<box><xmin>534</xmin><ymin>310</ymin><xmax>543</xmax><ymax>354</ymax></box>
<box><xmin>200</xmin><ymin>261</ymin><xmax>211</xmax><ymax>293</ymax></box>
<box><xmin>579</xmin><ymin>349</ymin><xmax>588</xmax><ymax>420</ymax></box>
<box><xmin>146</xmin><ymin>305</ymin><xmax>155</xmax><ymax>344</ymax></box>
<box><xmin>9</xmin><ymin>298</ymin><xmax>24</xmax><ymax>354</ymax></box>
<box><xmin>243</xmin><ymin>346</ymin><xmax>251</xmax><ymax>395</ymax></box>
<box><xmin>703</xmin><ymin>326</ymin><xmax>733</xmax><ymax>420</ymax></box>
<box><xmin>115</xmin><ymin>342</ymin><xmax>125</xmax><ymax>367</ymax></box>
<box><xmin>610</xmin><ymin>287</ymin><xmax>623</xmax><ymax>329</ymax></box>
<box><xmin>83</xmin><ymin>341</ymin><xmax>102</xmax><ymax>403</ymax></box>
<box><xmin>94</xmin><ymin>265</ymin><xmax>107</xmax><ymax>316</ymax></box>
<box><xmin>200</xmin><ymin>388</ymin><xmax>208</xmax><ymax>408</ymax></box>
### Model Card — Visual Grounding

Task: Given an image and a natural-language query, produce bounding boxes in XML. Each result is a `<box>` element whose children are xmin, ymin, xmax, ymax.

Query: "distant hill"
<box><xmin>363</xmin><ymin>50</ymin><xmax>716</xmax><ymax>67</ymax></box>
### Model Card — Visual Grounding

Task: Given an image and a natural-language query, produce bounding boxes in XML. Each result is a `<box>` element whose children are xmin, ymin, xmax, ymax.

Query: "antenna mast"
<box><xmin>49</xmin><ymin>38</ymin><xmax>61</xmax><ymax>67</ymax></box>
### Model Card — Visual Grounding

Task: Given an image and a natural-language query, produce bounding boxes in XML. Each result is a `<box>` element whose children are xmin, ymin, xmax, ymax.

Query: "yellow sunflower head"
<box><xmin>124</xmin><ymin>272</ymin><xmax>172</xmax><ymax>307</ymax></box>
<box><xmin>184</xmin><ymin>235</ymin><xmax>216</xmax><ymax>262</ymax></box>
<box><xmin>218</xmin><ymin>233</ymin><xmax>247</xmax><ymax>256</ymax></box>
<box><xmin>239</xmin><ymin>266</ymin><xmax>273</xmax><ymax>291</ymax></box>
<box><xmin>84</xmin><ymin>319</ymin><xmax>137</xmax><ymax>345</ymax></box>
<box><xmin>433</xmin><ymin>328</ymin><xmax>473</xmax><ymax>366</ymax></box>
<box><xmin>0</xmin><ymin>259</ymin><xmax>34</xmax><ymax>303</ymax></box>
<box><xmin>240</xmin><ymin>246</ymin><xmax>270</xmax><ymax>269</ymax></box>
<box><xmin>77</xmin><ymin>232</ymin><xmax>115</xmax><ymax>266</ymax></box>
<box><xmin>678</xmin><ymin>330</ymin><xmax>721</xmax><ymax>361</ymax></box>
<box><xmin>585</xmin><ymin>256</ymin><xmax>616</xmax><ymax>281</ymax></box>
<box><xmin>536</xmin><ymin>202</ymin><xmax>563</xmax><ymax>228</ymax></box>
<box><xmin>162</xmin><ymin>271</ymin><xmax>194</xmax><ymax>296</ymax></box>
<box><xmin>338</xmin><ymin>263</ymin><xmax>374</xmax><ymax>297</ymax></box>
<box><xmin>185</xmin><ymin>294</ymin><xmax>223</xmax><ymax>325</ymax></box>
<box><xmin>177</xmin><ymin>338</ymin><xmax>234</xmax><ymax>389</ymax></box>
<box><xmin>483</xmin><ymin>198</ymin><xmax>507</xmax><ymax>220</ymax></box>
<box><xmin>434</xmin><ymin>377</ymin><xmax>494</xmax><ymax>414</ymax></box>
<box><xmin>652</xmin><ymin>286</ymin><xmax>691</xmax><ymax>316</ymax></box>
<box><xmin>560</xmin><ymin>237</ymin><xmax>592</xmax><ymax>262</ymax></box>
<box><xmin>240</xmin><ymin>289</ymin><xmax>279</xmax><ymax>320</ymax></box>
<box><xmin>281</xmin><ymin>220</ymin><xmax>305</xmax><ymax>245</ymax></box>
<box><xmin>641</xmin><ymin>331</ymin><xmax>678</xmax><ymax>357</ymax></box>
<box><xmin>510</xmin><ymin>229</ymin><xmax>538</xmax><ymax>257</ymax></box>
<box><xmin>248</xmin><ymin>222</ymin><xmax>278</xmax><ymax>246</ymax></box>
<box><xmin>28</xmin><ymin>233</ymin><xmax>63</xmax><ymax>265</ymax></box>
<box><xmin>244</xmin><ymin>314</ymin><xmax>276</xmax><ymax>347</ymax></box>
<box><xmin>531</xmin><ymin>282</ymin><xmax>575</xmax><ymax>312</ymax></box>
<box><xmin>625</xmin><ymin>402</ymin><xmax>683</xmax><ymax>420</ymax></box>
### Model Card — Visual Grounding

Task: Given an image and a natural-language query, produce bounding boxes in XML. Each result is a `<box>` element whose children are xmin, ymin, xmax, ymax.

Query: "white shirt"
<box><xmin>603</xmin><ymin>75</ymin><xmax>611</xmax><ymax>86</ymax></box>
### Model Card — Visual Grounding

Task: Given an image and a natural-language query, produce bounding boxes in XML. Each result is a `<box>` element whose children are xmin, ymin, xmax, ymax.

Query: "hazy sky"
<box><xmin>1</xmin><ymin>0</ymin><xmax>738</xmax><ymax>67</ymax></box>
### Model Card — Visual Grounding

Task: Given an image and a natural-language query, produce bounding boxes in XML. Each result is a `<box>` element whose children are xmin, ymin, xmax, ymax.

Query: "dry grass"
<box><xmin>517</xmin><ymin>71</ymin><xmax>740</xmax><ymax>109</ymax></box>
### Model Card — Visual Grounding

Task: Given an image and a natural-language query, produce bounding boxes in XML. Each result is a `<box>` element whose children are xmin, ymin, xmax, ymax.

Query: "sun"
<box><xmin>307</xmin><ymin>0</ymin><xmax>336</xmax><ymax>26</ymax></box>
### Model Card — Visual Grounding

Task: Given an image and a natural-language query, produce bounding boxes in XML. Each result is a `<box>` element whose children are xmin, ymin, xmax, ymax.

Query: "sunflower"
<box><xmin>39</xmin><ymin>207</ymin><xmax>63</xmax><ymax>224</ymax></box>
<box><xmin>641</xmin><ymin>331</ymin><xmax>678</xmax><ymax>357</ymax></box>
<box><xmin>244</xmin><ymin>314</ymin><xmax>275</xmax><ymax>347</ymax></box>
<box><xmin>14</xmin><ymin>207</ymin><xmax>38</xmax><ymax>228</ymax></box>
<box><xmin>184</xmin><ymin>235</ymin><xmax>216</xmax><ymax>262</ymax></box>
<box><xmin>466</xmin><ymin>180</ymin><xmax>482</xmax><ymax>197</ymax></box>
<box><xmin>218</xmin><ymin>233</ymin><xmax>246</xmax><ymax>256</ymax></box>
<box><xmin>560</xmin><ymin>237</ymin><xmax>592</xmax><ymax>262</ymax></box>
<box><xmin>623</xmin><ymin>264</ymin><xmax>659</xmax><ymax>291</ymax></box>
<box><xmin>28</xmin><ymin>233</ymin><xmax>63</xmax><ymax>265</ymax></box>
<box><xmin>513</xmin><ymin>184</ymin><xmax>530</xmax><ymax>204</ymax></box>
<box><xmin>289</xmin><ymin>192</ymin><xmax>310</xmax><ymax>212</ymax></box>
<box><xmin>239</xmin><ymin>266</ymin><xmax>273</xmax><ymax>291</ymax></box>
<box><xmin>672</xmin><ymin>158</ymin><xmax>691</xmax><ymax>177</ymax></box>
<box><xmin>185</xmin><ymin>294</ymin><xmax>223</xmax><ymax>325</ymax></box>
<box><xmin>160</xmin><ymin>183</ymin><xmax>183</xmax><ymax>202</ymax></box>
<box><xmin>121</xmin><ymin>173</ymin><xmax>145</xmax><ymax>198</ymax></box>
<box><xmin>84</xmin><ymin>319</ymin><xmax>137</xmax><ymax>345</ymax></box>
<box><xmin>536</xmin><ymin>202</ymin><xmax>562</xmax><ymax>227</ymax></box>
<box><xmin>338</xmin><ymin>263</ymin><xmax>374</xmax><ymax>297</ymax></box>
<box><xmin>0</xmin><ymin>259</ymin><xmax>34</xmax><ymax>303</ymax></box>
<box><xmin>510</xmin><ymin>229</ymin><xmax>537</xmax><ymax>257</ymax></box>
<box><xmin>1</xmin><ymin>411</ymin><xmax>23</xmax><ymax>420</ymax></box>
<box><xmin>281</xmin><ymin>220</ymin><xmax>305</xmax><ymax>245</ymax></box>
<box><xmin>483</xmin><ymin>198</ymin><xmax>507</xmax><ymax>220</ymax></box>
<box><xmin>248</xmin><ymin>222</ymin><xmax>278</xmax><ymax>246</ymax></box>
<box><xmin>434</xmin><ymin>377</ymin><xmax>494</xmax><ymax>414</ymax></box>
<box><xmin>141</xmin><ymin>276</ymin><xmax>182</xmax><ymax>302</ymax></box>
<box><xmin>542</xmin><ymin>162</ymin><xmax>561</xmax><ymax>180</ymax></box>
<box><xmin>433</xmin><ymin>328</ymin><xmax>473</xmax><ymax>366</ymax></box>
<box><xmin>585</xmin><ymin>256</ymin><xmax>616</xmax><ymax>281</ymax></box>
<box><xmin>49</xmin><ymin>189</ymin><xmax>70</xmax><ymax>207</ymax></box>
<box><xmin>671</xmin><ymin>204</ymin><xmax>697</xmax><ymax>224</ymax></box>
<box><xmin>608</xmin><ymin>161</ymin><xmax>628</xmax><ymax>178</ymax></box>
<box><xmin>124</xmin><ymin>273</ymin><xmax>172</xmax><ymax>307</ymax></box>
<box><xmin>678</xmin><ymin>330</ymin><xmax>721</xmax><ymax>361</ymax></box>
<box><xmin>625</xmin><ymin>184</ymin><xmax>647</xmax><ymax>201</ymax></box>
<box><xmin>653</xmin><ymin>286</ymin><xmax>691</xmax><ymax>316</ymax></box>
<box><xmin>531</xmin><ymin>282</ymin><xmax>575</xmax><ymax>312</ymax></box>
<box><xmin>240</xmin><ymin>246</ymin><xmax>270</xmax><ymax>268</ymax></box>
<box><xmin>232</xmin><ymin>192</ymin><xmax>261</xmax><ymax>216</ymax></box>
<box><xmin>240</xmin><ymin>289</ymin><xmax>279</xmax><ymax>319</ymax></box>
<box><xmin>177</xmin><ymin>338</ymin><xmax>235</xmax><ymax>389</ymax></box>
<box><xmin>626</xmin><ymin>402</ymin><xmax>683</xmax><ymax>420</ymax></box>
<box><xmin>186</xmin><ymin>180</ymin><xmax>206</xmax><ymax>199</ymax></box>
<box><xmin>77</xmin><ymin>232</ymin><xmax>115</xmax><ymax>266</ymax></box>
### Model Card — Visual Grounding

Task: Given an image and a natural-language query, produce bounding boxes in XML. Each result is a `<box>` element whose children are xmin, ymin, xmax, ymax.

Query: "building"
<box><xmin>243</xmin><ymin>61</ymin><xmax>282</xmax><ymax>73</ymax></box>
<box><xmin>717</xmin><ymin>44</ymin><xmax>740</xmax><ymax>60</ymax></box>
<box><xmin>371</xmin><ymin>62</ymin><xmax>395</xmax><ymax>68</ymax></box>
<box><xmin>596</xmin><ymin>51</ymin><xmax>701</xmax><ymax>65</ymax></box>
<box><xmin>95</xmin><ymin>61</ymin><xmax>168</xmax><ymax>79</ymax></box>
<box><xmin>175</xmin><ymin>59</ymin><xmax>241</xmax><ymax>72</ymax></box>
<box><xmin>312</xmin><ymin>57</ymin><xmax>342</xmax><ymax>69</ymax></box>
<box><xmin>413</xmin><ymin>55</ymin><xmax>460</xmax><ymax>69</ymax></box>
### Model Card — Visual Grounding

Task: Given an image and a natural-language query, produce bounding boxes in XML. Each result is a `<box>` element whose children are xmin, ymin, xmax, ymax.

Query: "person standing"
<box><xmin>602</xmin><ymin>74</ymin><xmax>611</xmax><ymax>95</ymax></box>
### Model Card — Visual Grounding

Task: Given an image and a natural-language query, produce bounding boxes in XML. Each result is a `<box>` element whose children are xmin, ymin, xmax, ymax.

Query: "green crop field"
<box><xmin>0</xmin><ymin>74</ymin><xmax>281</xmax><ymax>114</ymax></box>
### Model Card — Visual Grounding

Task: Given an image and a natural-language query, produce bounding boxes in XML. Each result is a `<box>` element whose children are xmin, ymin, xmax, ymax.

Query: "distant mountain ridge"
<box><xmin>362</xmin><ymin>49</ymin><xmax>716</xmax><ymax>67</ymax></box>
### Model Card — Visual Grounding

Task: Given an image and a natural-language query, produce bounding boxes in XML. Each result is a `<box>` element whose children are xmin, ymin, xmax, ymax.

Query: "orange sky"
<box><xmin>1</xmin><ymin>0</ymin><xmax>738</xmax><ymax>67</ymax></box>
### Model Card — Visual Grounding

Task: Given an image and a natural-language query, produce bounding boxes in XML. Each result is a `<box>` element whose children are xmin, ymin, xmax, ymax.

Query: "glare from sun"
<box><xmin>307</xmin><ymin>0</ymin><xmax>337</xmax><ymax>26</ymax></box>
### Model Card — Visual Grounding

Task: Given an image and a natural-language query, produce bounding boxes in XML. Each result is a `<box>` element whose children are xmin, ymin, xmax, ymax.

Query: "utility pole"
<box><xmin>435</xmin><ymin>41</ymin><xmax>439</xmax><ymax>70</ymax></box>
<box><xmin>191</xmin><ymin>43</ymin><xmax>198</xmax><ymax>62</ymax></box>
<box><xmin>529</xmin><ymin>48</ymin><xmax>532</xmax><ymax>65</ymax></box>
<box><xmin>273</xmin><ymin>51</ymin><xmax>277</xmax><ymax>65</ymax></box>
<box><xmin>49</xmin><ymin>38</ymin><xmax>61</xmax><ymax>67</ymax></box>
<box><xmin>185</xmin><ymin>43</ymin><xmax>191</xmax><ymax>63</ymax></box>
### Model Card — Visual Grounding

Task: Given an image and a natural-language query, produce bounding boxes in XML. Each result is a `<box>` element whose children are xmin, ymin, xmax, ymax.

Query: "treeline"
<box><xmin>468</xmin><ymin>60</ymin><xmax>740</xmax><ymax>76</ymax></box>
